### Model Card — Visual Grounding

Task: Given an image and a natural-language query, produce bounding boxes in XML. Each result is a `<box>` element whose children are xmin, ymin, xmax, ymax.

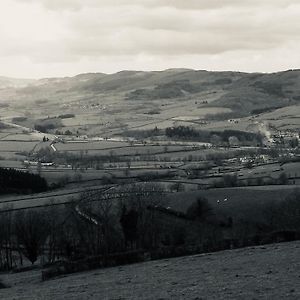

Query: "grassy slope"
<box><xmin>1</xmin><ymin>241</ymin><xmax>299</xmax><ymax>299</ymax></box>
<box><xmin>167</xmin><ymin>185</ymin><xmax>300</xmax><ymax>223</ymax></box>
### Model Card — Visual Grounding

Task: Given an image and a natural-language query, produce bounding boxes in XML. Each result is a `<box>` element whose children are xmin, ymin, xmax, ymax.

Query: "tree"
<box><xmin>0</xmin><ymin>206</ymin><xmax>14</xmax><ymax>270</ymax></box>
<box><xmin>185</xmin><ymin>197</ymin><xmax>220</xmax><ymax>249</ymax></box>
<box><xmin>223</xmin><ymin>174</ymin><xmax>238</xmax><ymax>187</ymax></box>
<box><xmin>210</xmin><ymin>134</ymin><xmax>222</xmax><ymax>146</ymax></box>
<box><xmin>278</xmin><ymin>190</ymin><xmax>300</xmax><ymax>231</ymax></box>
<box><xmin>278</xmin><ymin>172</ymin><xmax>288</xmax><ymax>185</ymax></box>
<box><xmin>64</xmin><ymin>130</ymin><xmax>72</xmax><ymax>135</ymax></box>
<box><xmin>120</xmin><ymin>206</ymin><xmax>139</xmax><ymax>249</ymax></box>
<box><xmin>186</xmin><ymin>197</ymin><xmax>213</xmax><ymax>222</ymax></box>
<box><xmin>244</xmin><ymin>160</ymin><xmax>253</xmax><ymax>169</ymax></box>
<box><xmin>228</xmin><ymin>136</ymin><xmax>239</xmax><ymax>147</ymax></box>
<box><xmin>14</xmin><ymin>210</ymin><xmax>50</xmax><ymax>264</ymax></box>
<box><xmin>169</xmin><ymin>182</ymin><xmax>185</xmax><ymax>192</ymax></box>
<box><xmin>263</xmin><ymin>190</ymin><xmax>300</xmax><ymax>232</ymax></box>
<box><xmin>289</xmin><ymin>138</ymin><xmax>299</xmax><ymax>148</ymax></box>
<box><xmin>37</xmin><ymin>161</ymin><xmax>42</xmax><ymax>176</ymax></box>
<box><xmin>118</xmin><ymin>183</ymin><xmax>165</xmax><ymax>249</ymax></box>
<box><xmin>73</xmin><ymin>191</ymin><xmax>122</xmax><ymax>256</ymax></box>
<box><xmin>44</xmin><ymin>202</ymin><xmax>64</xmax><ymax>263</ymax></box>
<box><xmin>0</xmin><ymin>167</ymin><xmax>48</xmax><ymax>194</ymax></box>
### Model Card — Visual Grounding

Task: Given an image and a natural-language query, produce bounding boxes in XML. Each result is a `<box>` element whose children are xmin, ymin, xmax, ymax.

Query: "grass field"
<box><xmin>167</xmin><ymin>185</ymin><xmax>300</xmax><ymax>223</ymax></box>
<box><xmin>1</xmin><ymin>241</ymin><xmax>299</xmax><ymax>299</ymax></box>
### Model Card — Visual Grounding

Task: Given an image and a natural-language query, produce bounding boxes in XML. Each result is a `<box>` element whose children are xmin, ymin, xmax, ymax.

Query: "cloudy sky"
<box><xmin>1</xmin><ymin>0</ymin><xmax>300</xmax><ymax>78</ymax></box>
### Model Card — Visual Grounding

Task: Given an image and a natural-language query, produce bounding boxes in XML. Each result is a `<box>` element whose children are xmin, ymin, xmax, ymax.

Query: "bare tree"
<box><xmin>44</xmin><ymin>201</ymin><xmax>65</xmax><ymax>263</ymax></box>
<box><xmin>118</xmin><ymin>183</ymin><xmax>166</xmax><ymax>249</ymax></box>
<box><xmin>0</xmin><ymin>206</ymin><xmax>14</xmax><ymax>270</ymax></box>
<box><xmin>14</xmin><ymin>210</ymin><xmax>50</xmax><ymax>265</ymax></box>
<box><xmin>74</xmin><ymin>191</ymin><xmax>122</xmax><ymax>256</ymax></box>
<box><xmin>186</xmin><ymin>196</ymin><xmax>213</xmax><ymax>222</ymax></box>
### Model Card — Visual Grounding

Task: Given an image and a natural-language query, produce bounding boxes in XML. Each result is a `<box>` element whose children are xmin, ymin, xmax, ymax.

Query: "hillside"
<box><xmin>15</xmin><ymin>69</ymin><xmax>300</xmax><ymax>110</ymax></box>
<box><xmin>0</xmin><ymin>69</ymin><xmax>299</xmax><ymax>137</ymax></box>
<box><xmin>1</xmin><ymin>241</ymin><xmax>299</xmax><ymax>299</ymax></box>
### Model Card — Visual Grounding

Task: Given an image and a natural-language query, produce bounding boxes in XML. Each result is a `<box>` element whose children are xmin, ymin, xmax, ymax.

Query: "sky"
<box><xmin>1</xmin><ymin>0</ymin><xmax>300</xmax><ymax>78</ymax></box>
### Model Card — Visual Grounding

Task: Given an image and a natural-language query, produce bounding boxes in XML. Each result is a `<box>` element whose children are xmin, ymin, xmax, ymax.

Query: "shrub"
<box><xmin>58</xmin><ymin>114</ymin><xmax>75</xmax><ymax>119</ymax></box>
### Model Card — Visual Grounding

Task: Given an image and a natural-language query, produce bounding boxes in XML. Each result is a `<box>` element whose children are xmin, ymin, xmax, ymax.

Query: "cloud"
<box><xmin>16</xmin><ymin>0</ymin><xmax>298</xmax><ymax>11</ymax></box>
<box><xmin>62</xmin><ymin>3</ymin><xmax>300</xmax><ymax>56</ymax></box>
<box><xmin>0</xmin><ymin>0</ymin><xmax>299</xmax><ymax>77</ymax></box>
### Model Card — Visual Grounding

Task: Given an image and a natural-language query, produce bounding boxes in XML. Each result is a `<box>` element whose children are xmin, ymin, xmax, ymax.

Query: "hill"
<box><xmin>25</xmin><ymin>68</ymin><xmax>300</xmax><ymax>113</ymax></box>
<box><xmin>0</xmin><ymin>69</ymin><xmax>299</xmax><ymax>137</ymax></box>
<box><xmin>0</xmin><ymin>76</ymin><xmax>35</xmax><ymax>89</ymax></box>
<box><xmin>1</xmin><ymin>241</ymin><xmax>299</xmax><ymax>299</ymax></box>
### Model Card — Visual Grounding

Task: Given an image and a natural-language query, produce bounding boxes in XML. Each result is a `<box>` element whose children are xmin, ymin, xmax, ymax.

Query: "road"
<box><xmin>0</xmin><ymin>118</ymin><xmax>57</xmax><ymax>141</ymax></box>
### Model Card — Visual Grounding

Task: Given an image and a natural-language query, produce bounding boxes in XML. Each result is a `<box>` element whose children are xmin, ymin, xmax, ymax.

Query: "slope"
<box><xmin>1</xmin><ymin>241</ymin><xmax>299</xmax><ymax>299</ymax></box>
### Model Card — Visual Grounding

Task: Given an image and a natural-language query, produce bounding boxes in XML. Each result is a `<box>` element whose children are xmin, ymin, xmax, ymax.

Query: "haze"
<box><xmin>1</xmin><ymin>0</ymin><xmax>300</xmax><ymax>78</ymax></box>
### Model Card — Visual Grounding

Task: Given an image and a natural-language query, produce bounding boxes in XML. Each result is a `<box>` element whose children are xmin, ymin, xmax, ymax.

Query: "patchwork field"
<box><xmin>0</xmin><ymin>69</ymin><xmax>299</xmax><ymax>300</ymax></box>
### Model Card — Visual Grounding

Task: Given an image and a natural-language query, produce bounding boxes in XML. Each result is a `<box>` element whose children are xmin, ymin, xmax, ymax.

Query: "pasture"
<box><xmin>167</xmin><ymin>185</ymin><xmax>300</xmax><ymax>223</ymax></box>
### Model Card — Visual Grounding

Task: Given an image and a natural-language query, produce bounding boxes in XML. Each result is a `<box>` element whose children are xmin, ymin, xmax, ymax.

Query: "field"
<box><xmin>0</xmin><ymin>116</ymin><xmax>298</xmax><ymax>212</ymax></box>
<box><xmin>0</xmin><ymin>69</ymin><xmax>299</xmax><ymax>299</ymax></box>
<box><xmin>1</xmin><ymin>241</ymin><xmax>299</xmax><ymax>299</ymax></box>
<box><xmin>168</xmin><ymin>185</ymin><xmax>300</xmax><ymax>223</ymax></box>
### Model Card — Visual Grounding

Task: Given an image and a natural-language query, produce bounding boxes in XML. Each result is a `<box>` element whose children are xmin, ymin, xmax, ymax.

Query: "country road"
<box><xmin>0</xmin><ymin>118</ymin><xmax>57</xmax><ymax>141</ymax></box>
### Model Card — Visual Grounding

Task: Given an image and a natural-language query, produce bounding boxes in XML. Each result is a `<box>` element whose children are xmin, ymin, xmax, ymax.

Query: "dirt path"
<box><xmin>1</xmin><ymin>241</ymin><xmax>300</xmax><ymax>299</ymax></box>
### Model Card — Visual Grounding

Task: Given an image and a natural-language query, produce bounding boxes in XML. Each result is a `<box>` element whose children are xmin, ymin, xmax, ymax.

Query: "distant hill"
<box><xmin>31</xmin><ymin>69</ymin><xmax>300</xmax><ymax>113</ymax></box>
<box><xmin>1</xmin><ymin>69</ymin><xmax>299</xmax><ymax>117</ymax></box>
<box><xmin>211</xmin><ymin>69</ymin><xmax>300</xmax><ymax>113</ymax></box>
<box><xmin>0</xmin><ymin>76</ymin><xmax>36</xmax><ymax>88</ymax></box>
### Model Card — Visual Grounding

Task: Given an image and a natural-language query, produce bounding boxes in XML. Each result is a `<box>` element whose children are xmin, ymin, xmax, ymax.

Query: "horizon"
<box><xmin>1</xmin><ymin>0</ymin><xmax>300</xmax><ymax>78</ymax></box>
<box><xmin>1</xmin><ymin>67</ymin><xmax>299</xmax><ymax>81</ymax></box>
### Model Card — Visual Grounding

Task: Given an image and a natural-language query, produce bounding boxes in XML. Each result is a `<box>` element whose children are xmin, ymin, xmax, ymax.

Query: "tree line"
<box><xmin>0</xmin><ymin>168</ymin><xmax>48</xmax><ymax>194</ymax></box>
<box><xmin>0</xmin><ymin>184</ymin><xmax>299</xmax><ymax>275</ymax></box>
<box><xmin>165</xmin><ymin>126</ymin><xmax>264</xmax><ymax>146</ymax></box>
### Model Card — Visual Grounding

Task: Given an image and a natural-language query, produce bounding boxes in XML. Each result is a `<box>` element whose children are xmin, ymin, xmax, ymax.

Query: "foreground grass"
<box><xmin>1</xmin><ymin>241</ymin><xmax>300</xmax><ymax>299</ymax></box>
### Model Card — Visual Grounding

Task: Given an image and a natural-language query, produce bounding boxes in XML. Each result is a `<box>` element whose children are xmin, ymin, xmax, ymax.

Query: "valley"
<box><xmin>0</xmin><ymin>69</ymin><xmax>299</xmax><ymax>292</ymax></box>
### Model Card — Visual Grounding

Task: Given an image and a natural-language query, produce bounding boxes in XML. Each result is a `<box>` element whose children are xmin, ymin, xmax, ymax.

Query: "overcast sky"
<box><xmin>1</xmin><ymin>0</ymin><xmax>300</xmax><ymax>78</ymax></box>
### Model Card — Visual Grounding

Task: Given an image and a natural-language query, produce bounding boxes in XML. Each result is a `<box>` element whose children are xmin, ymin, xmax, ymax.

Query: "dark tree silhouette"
<box><xmin>120</xmin><ymin>206</ymin><xmax>139</xmax><ymax>249</ymax></box>
<box><xmin>186</xmin><ymin>197</ymin><xmax>213</xmax><ymax>222</ymax></box>
<box><xmin>0</xmin><ymin>168</ymin><xmax>48</xmax><ymax>194</ymax></box>
<box><xmin>15</xmin><ymin>210</ymin><xmax>50</xmax><ymax>264</ymax></box>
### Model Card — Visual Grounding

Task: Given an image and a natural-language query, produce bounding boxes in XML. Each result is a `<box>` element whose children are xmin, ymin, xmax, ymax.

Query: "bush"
<box><xmin>58</xmin><ymin>114</ymin><xmax>75</xmax><ymax>119</ymax></box>
<box><xmin>12</xmin><ymin>116</ymin><xmax>27</xmax><ymax>123</ymax></box>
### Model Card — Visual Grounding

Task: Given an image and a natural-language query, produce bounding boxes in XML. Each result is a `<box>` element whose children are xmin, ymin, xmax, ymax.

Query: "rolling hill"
<box><xmin>5</xmin><ymin>69</ymin><xmax>300</xmax><ymax>112</ymax></box>
<box><xmin>0</xmin><ymin>76</ymin><xmax>36</xmax><ymax>89</ymax></box>
<box><xmin>0</xmin><ymin>69</ymin><xmax>299</xmax><ymax>136</ymax></box>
